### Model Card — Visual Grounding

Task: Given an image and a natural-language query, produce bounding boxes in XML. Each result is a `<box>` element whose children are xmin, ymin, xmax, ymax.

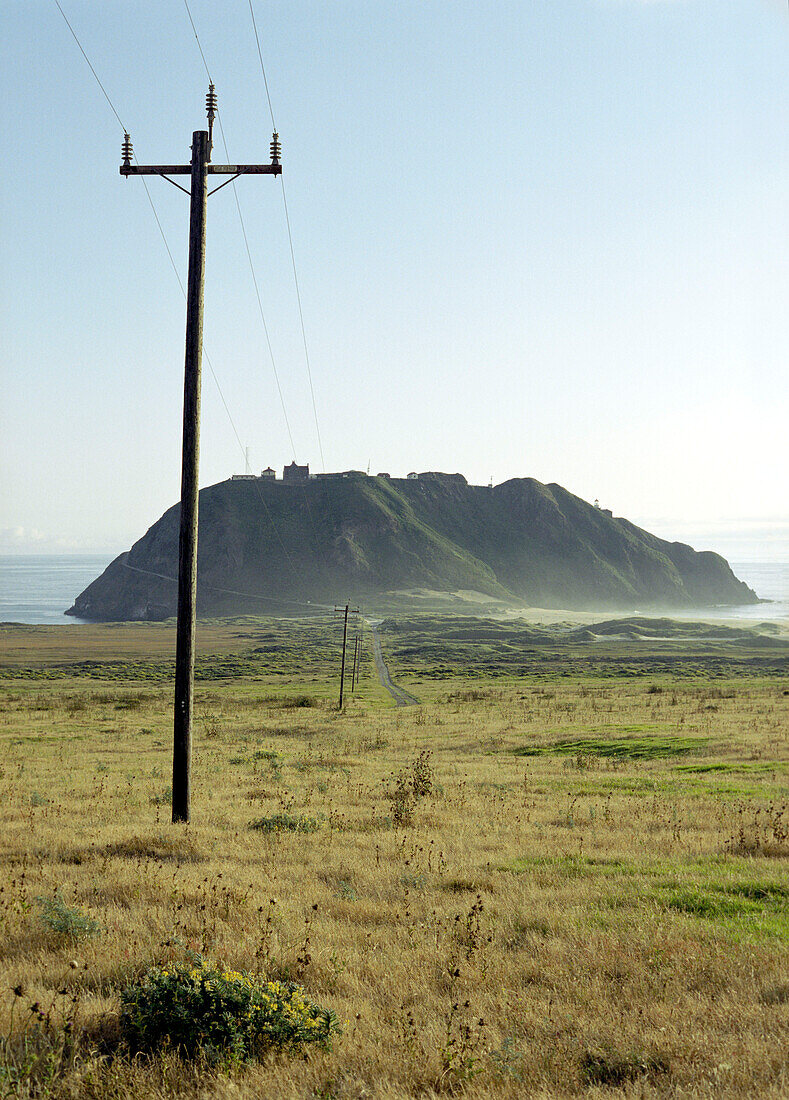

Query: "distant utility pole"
<box><xmin>335</xmin><ymin>604</ymin><xmax>359</xmax><ymax>708</ymax></box>
<box><xmin>352</xmin><ymin>633</ymin><xmax>360</xmax><ymax>690</ymax></box>
<box><xmin>120</xmin><ymin>87</ymin><xmax>281</xmax><ymax>824</ymax></box>
<box><xmin>351</xmin><ymin>632</ymin><xmax>360</xmax><ymax>692</ymax></box>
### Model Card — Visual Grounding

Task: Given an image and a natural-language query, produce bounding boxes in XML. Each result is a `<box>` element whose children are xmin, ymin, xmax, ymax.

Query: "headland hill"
<box><xmin>66</xmin><ymin>466</ymin><xmax>757</xmax><ymax>622</ymax></box>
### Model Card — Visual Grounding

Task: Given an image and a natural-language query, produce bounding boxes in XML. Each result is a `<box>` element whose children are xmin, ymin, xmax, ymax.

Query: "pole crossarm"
<box><xmin>120</xmin><ymin>163</ymin><xmax>282</xmax><ymax>177</ymax></box>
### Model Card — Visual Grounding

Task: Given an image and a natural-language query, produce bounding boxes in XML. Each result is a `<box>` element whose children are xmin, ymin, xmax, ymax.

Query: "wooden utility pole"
<box><xmin>120</xmin><ymin>88</ymin><xmax>281</xmax><ymax>823</ymax></box>
<box><xmin>335</xmin><ymin>605</ymin><xmax>359</xmax><ymax>708</ymax></box>
<box><xmin>337</xmin><ymin>605</ymin><xmax>349</xmax><ymax>709</ymax></box>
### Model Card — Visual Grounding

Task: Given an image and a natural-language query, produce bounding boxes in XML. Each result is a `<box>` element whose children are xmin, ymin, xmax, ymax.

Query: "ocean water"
<box><xmin>714</xmin><ymin>561</ymin><xmax>789</xmax><ymax>621</ymax></box>
<box><xmin>0</xmin><ymin>555</ymin><xmax>787</xmax><ymax>625</ymax></box>
<box><xmin>649</xmin><ymin>560</ymin><xmax>789</xmax><ymax>622</ymax></box>
<box><xmin>0</xmin><ymin>555</ymin><xmax>115</xmax><ymax>625</ymax></box>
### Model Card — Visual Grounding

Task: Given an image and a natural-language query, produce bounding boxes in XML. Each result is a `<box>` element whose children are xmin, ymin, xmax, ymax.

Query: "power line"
<box><xmin>217</xmin><ymin>113</ymin><xmax>298</xmax><ymax>458</ymax></box>
<box><xmin>247</xmin><ymin>0</ymin><xmax>326</xmax><ymax>471</ymax></box>
<box><xmin>53</xmin><ymin>2</ymin><xmax>226</xmax><ymax>431</ymax></box>
<box><xmin>121</xmin><ymin>562</ymin><xmax>334</xmax><ymax>611</ymax></box>
<box><xmin>279</xmin><ymin>181</ymin><xmax>326</xmax><ymax>471</ymax></box>
<box><xmin>55</xmin><ymin>0</ymin><xmax>272</xmax><ymax>479</ymax></box>
<box><xmin>178</xmin><ymin>6</ymin><xmax>328</xmax><ymax>574</ymax></box>
<box><xmin>139</xmin><ymin>177</ymin><xmax>185</xmax><ymax>292</ymax></box>
<box><xmin>182</xmin><ymin>0</ymin><xmax>213</xmax><ymax>83</ymax></box>
<box><xmin>178</xmin><ymin>2</ymin><xmax>328</xmax><ymax>561</ymax></box>
<box><xmin>134</xmin><ymin>186</ymin><xmax>259</xmax><ymax>490</ymax></box>
<box><xmin>235</xmin><ymin>2</ymin><xmax>333</xmax><ymax>551</ymax></box>
<box><xmin>53</xmin><ymin>0</ymin><xmax>303</xmax><ymax>583</ymax></box>
<box><xmin>138</xmin><ymin>167</ymin><xmax>301</xmax><ymax>575</ymax></box>
<box><xmin>53</xmin><ymin>0</ymin><xmax>126</xmax><ymax>131</ymax></box>
<box><xmin>182</xmin><ymin>0</ymin><xmax>298</xmax><ymax>460</ymax></box>
<box><xmin>181</xmin><ymin>21</ymin><xmax>328</xmax><ymax>577</ymax></box>
<box><xmin>248</xmin><ymin>0</ymin><xmax>277</xmax><ymax>131</ymax></box>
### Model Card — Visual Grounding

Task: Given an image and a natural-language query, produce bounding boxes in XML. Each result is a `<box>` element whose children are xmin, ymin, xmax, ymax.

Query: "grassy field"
<box><xmin>0</xmin><ymin>615</ymin><xmax>787</xmax><ymax>1098</ymax></box>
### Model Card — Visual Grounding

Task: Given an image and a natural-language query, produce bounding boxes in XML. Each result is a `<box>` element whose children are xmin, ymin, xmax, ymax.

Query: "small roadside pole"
<box><xmin>120</xmin><ymin>88</ymin><xmax>282</xmax><ymax>823</ymax></box>
<box><xmin>335</xmin><ymin>605</ymin><xmax>360</xmax><ymax>708</ymax></box>
<box><xmin>351</xmin><ymin>632</ymin><xmax>360</xmax><ymax>692</ymax></box>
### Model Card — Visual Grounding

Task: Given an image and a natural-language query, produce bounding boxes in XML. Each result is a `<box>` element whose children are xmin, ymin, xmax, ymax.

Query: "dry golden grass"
<box><xmin>0</xmin><ymin>623</ymin><xmax>787</xmax><ymax>1097</ymax></box>
<box><xmin>0</xmin><ymin>621</ymin><xmax>247</xmax><ymax>666</ymax></box>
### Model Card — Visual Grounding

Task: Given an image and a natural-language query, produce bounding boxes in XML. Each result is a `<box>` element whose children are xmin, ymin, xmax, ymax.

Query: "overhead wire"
<box><xmin>179</xmin><ymin>0</ymin><xmax>327</xmax><ymax>562</ymax></box>
<box><xmin>52</xmin><ymin>0</ymin><xmax>303</xmax><ymax>584</ymax></box>
<box><xmin>181</xmin><ymin>0</ymin><xmax>213</xmax><ymax>84</ymax></box>
<box><xmin>54</xmin><ymin>2</ymin><xmax>242</xmax><ymax>453</ymax></box>
<box><xmin>182</xmin><ymin>0</ymin><xmax>298</xmax><ymax>460</ymax></box>
<box><xmin>55</xmin><ymin>0</ymin><xmax>361</xmax><ymax>627</ymax></box>
<box><xmin>248</xmin><ymin>0</ymin><xmax>276</xmax><ymax>130</ymax></box>
<box><xmin>53</xmin><ymin>4</ymin><xmax>185</xmax><ymax>301</ymax></box>
<box><xmin>53</xmin><ymin>0</ymin><xmax>125</xmax><ymax>131</ymax></box>
<box><xmin>55</xmin><ymin>0</ymin><xmax>185</xmax><ymax>310</ymax></box>
<box><xmin>248</xmin><ymin>0</ymin><xmax>326</xmax><ymax>472</ymax></box>
<box><xmin>244</xmin><ymin>1</ymin><xmax>344</xmax><ymax>560</ymax></box>
<box><xmin>121</xmin><ymin>562</ymin><xmax>334</xmax><ymax>611</ymax></box>
<box><xmin>216</xmin><ymin>113</ymin><xmax>298</xmax><ymax>459</ymax></box>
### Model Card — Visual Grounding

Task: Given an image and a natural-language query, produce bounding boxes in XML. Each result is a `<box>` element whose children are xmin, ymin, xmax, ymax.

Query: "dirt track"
<box><xmin>367</xmin><ymin>623</ymin><xmax>420</xmax><ymax>707</ymax></box>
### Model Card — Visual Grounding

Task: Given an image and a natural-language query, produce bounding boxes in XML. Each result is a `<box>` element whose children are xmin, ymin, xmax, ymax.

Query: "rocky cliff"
<box><xmin>67</xmin><ymin>473</ymin><xmax>757</xmax><ymax>620</ymax></box>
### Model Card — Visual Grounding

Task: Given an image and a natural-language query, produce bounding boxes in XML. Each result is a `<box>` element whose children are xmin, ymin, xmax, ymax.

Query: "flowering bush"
<box><xmin>120</xmin><ymin>959</ymin><xmax>340</xmax><ymax>1062</ymax></box>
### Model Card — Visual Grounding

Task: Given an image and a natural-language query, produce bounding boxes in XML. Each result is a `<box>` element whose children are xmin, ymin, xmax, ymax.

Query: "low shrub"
<box><xmin>390</xmin><ymin>750</ymin><xmax>434</xmax><ymax>826</ymax></box>
<box><xmin>150</xmin><ymin>785</ymin><xmax>172</xmax><ymax>807</ymax></box>
<box><xmin>120</xmin><ymin>959</ymin><xmax>340</xmax><ymax>1062</ymax></box>
<box><xmin>36</xmin><ymin>894</ymin><xmax>100</xmax><ymax>941</ymax></box>
<box><xmin>334</xmin><ymin>880</ymin><xmax>357</xmax><ymax>901</ymax></box>
<box><xmin>278</xmin><ymin>694</ymin><xmax>317</xmax><ymax>709</ymax></box>
<box><xmin>411</xmin><ymin>749</ymin><xmax>433</xmax><ymax>797</ymax></box>
<box><xmin>581</xmin><ymin>1049</ymin><xmax>668</xmax><ymax>1087</ymax></box>
<box><xmin>250</xmin><ymin>813</ymin><xmax>320</xmax><ymax>834</ymax></box>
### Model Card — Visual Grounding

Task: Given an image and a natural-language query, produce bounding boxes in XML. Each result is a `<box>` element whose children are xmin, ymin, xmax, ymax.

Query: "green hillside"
<box><xmin>67</xmin><ymin>473</ymin><xmax>757</xmax><ymax>621</ymax></box>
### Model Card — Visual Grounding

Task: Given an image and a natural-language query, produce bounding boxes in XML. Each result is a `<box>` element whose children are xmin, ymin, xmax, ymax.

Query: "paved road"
<box><xmin>367</xmin><ymin>622</ymin><xmax>420</xmax><ymax>707</ymax></box>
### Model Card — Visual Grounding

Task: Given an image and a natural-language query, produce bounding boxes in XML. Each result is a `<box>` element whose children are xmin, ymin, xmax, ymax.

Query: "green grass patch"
<box><xmin>658</xmin><ymin>882</ymin><xmax>789</xmax><ymax>940</ymax></box>
<box><xmin>514</xmin><ymin>733</ymin><xmax>707</xmax><ymax>760</ymax></box>
<box><xmin>502</xmin><ymin>857</ymin><xmax>789</xmax><ymax>939</ymax></box>
<box><xmin>502</xmin><ymin>855</ymin><xmax>637</xmax><ymax>878</ymax></box>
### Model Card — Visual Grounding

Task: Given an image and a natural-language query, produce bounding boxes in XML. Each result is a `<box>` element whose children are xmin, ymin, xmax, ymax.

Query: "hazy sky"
<box><xmin>2</xmin><ymin>1</ymin><xmax>787</xmax><ymax>561</ymax></box>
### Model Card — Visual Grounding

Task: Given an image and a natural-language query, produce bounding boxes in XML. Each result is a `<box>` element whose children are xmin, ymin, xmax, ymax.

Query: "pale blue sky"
<box><xmin>1</xmin><ymin>1</ymin><xmax>787</xmax><ymax>560</ymax></box>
